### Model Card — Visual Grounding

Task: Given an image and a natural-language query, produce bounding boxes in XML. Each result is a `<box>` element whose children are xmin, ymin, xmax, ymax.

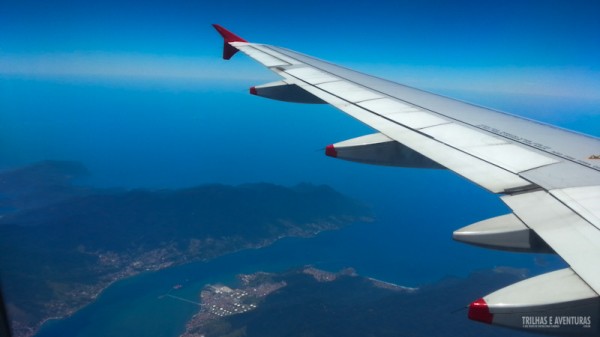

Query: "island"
<box><xmin>0</xmin><ymin>161</ymin><xmax>372</xmax><ymax>337</ymax></box>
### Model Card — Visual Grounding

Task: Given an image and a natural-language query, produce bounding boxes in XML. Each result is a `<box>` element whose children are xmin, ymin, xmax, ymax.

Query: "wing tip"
<box><xmin>212</xmin><ymin>24</ymin><xmax>247</xmax><ymax>60</ymax></box>
<box><xmin>212</xmin><ymin>24</ymin><xmax>247</xmax><ymax>43</ymax></box>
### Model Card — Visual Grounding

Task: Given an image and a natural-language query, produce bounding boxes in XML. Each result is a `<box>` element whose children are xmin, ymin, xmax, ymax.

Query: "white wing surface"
<box><xmin>213</xmin><ymin>24</ymin><xmax>600</xmax><ymax>335</ymax></box>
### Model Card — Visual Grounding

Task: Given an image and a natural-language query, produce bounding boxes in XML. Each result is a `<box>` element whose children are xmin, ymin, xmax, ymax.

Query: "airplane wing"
<box><xmin>213</xmin><ymin>24</ymin><xmax>600</xmax><ymax>335</ymax></box>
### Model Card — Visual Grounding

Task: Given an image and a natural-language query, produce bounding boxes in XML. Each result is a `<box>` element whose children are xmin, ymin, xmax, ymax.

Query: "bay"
<box><xmin>34</xmin><ymin>210</ymin><xmax>560</xmax><ymax>337</ymax></box>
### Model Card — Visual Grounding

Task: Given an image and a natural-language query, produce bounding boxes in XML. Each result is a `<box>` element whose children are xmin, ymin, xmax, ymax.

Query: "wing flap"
<box><xmin>502</xmin><ymin>191</ymin><xmax>600</xmax><ymax>294</ymax></box>
<box><xmin>357</xmin><ymin>97</ymin><xmax>450</xmax><ymax>129</ymax></box>
<box><xmin>471</xmin><ymin>144</ymin><xmax>559</xmax><ymax>173</ymax></box>
<box><xmin>521</xmin><ymin>161</ymin><xmax>600</xmax><ymax>189</ymax></box>
<box><xmin>551</xmin><ymin>186</ymin><xmax>600</xmax><ymax>230</ymax></box>
<box><xmin>422</xmin><ymin>123</ymin><xmax>506</xmax><ymax>147</ymax></box>
<box><xmin>422</xmin><ymin>124</ymin><xmax>560</xmax><ymax>173</ymax></box>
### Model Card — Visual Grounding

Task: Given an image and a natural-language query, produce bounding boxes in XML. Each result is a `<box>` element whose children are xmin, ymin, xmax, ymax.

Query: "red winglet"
<box><xmin>212</xmin><ymin>24</ymin><xmax>247</xmax><ymax>43</ymax></box>
<box><xmin>212</xmin><ymin>24</ymin><xmax>247</xmax><ymax>60</ymax></box>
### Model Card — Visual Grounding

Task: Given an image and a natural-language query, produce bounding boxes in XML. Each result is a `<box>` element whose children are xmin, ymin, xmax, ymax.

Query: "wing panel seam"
<box><xmin>280</xmin><ymin>68</ymin><xmax>543</xmax><ymax>186</ymax></box>
<box><xmin>260</xmin><ymin>45</ymin><xmax>597</xmax><ymax>173</ymax></box>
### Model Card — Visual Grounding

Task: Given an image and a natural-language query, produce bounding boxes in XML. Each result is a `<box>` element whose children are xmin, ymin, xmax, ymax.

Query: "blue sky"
<box><xmin>1</xmin><ymin>0</ymin><xmax>599</xmax><ymax>281</ymax></box>
<box><xmin>2</xmin><ymin>0</ymin><xmax>600</xmax><ymax>84</ymax></box>
<box><xmin>1</xmin><ymin>0</ymin><xmax>599</xmax><ymax>186</ymax></box>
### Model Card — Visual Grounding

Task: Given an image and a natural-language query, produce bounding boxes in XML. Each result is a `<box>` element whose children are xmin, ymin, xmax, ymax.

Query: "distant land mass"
<box><xmin>182</xmin><ymin>266</ymin><xmax>534</xmax><ymax>337</ymax></box>
<box><xmin>0</xmin><ymin>161</ymin><xmax>372</xmax><ymax>337</ymax></box>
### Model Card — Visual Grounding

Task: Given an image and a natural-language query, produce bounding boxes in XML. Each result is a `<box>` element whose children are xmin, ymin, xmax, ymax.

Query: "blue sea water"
<box><xmin>0</xmin><ymin>77</ymin><xmax>577</xmax><ymax>337</ymax></box>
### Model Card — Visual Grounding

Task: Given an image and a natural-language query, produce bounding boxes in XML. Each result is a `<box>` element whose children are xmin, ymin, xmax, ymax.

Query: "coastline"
<box><xmin>28</xmin><ymin>219</ymin><xmax>371</xmax><ymax>337</ymax></box>
<box><xmin>29</xmin><ymin>276</ymin><xmax>124</xmax><ymax>337</ymax></box>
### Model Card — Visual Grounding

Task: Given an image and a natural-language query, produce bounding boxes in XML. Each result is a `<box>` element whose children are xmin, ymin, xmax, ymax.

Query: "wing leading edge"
<box><xmin>213</xmin><ymin>24</ymin><xmax>600</xmax><ymax>335</ymax></box>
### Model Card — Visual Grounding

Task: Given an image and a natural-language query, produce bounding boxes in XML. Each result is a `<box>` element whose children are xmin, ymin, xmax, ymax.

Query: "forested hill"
<box><xmin>0</xmin><ymin>161</ymin><xmax>372</xmax><ymax>337</ymax></box>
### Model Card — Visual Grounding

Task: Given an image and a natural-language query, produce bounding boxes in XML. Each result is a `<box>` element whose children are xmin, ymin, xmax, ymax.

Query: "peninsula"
<box><xmin>180</xmin><ymin>266</ymin><xmax>534</xmax><ymax>337</ymax></box>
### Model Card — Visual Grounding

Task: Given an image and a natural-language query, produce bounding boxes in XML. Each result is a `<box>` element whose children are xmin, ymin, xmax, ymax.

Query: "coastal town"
<box><xmin>178</xmin><ymin>267</ymin><xmax>413</xmax><ymax>337</ymax></box>
<box><xmin>178</xmin><ymin>272</ymin><xmax>287</xmax><ymax>337</ymax></box>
